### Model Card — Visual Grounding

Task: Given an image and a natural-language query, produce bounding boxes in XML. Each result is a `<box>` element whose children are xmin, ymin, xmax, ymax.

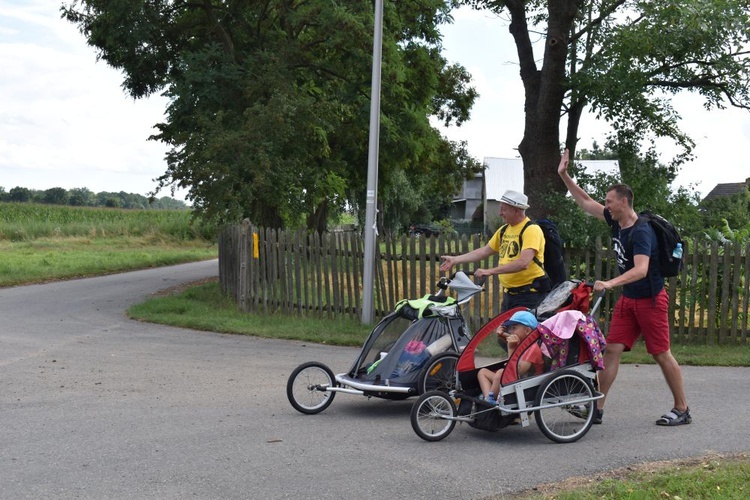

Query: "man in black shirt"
<box><xmin>558</xmin><ymin>149</ymin><xmax>690</xmax><ymax>426</ymax></box>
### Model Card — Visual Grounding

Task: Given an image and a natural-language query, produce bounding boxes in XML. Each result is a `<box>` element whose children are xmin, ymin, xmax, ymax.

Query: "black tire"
<box><xmin>418</xmin><ymin>352</ymin><xmax>459</xmax><ymax>395</ymax></box>
<box><xmin>411</xmin><ymin>391</ymin><xmax>457</xmax><ymax>442</ymax></box>
<box><xmin>287</xmin><ymin>361</ymin><xmax>337</xmax><ymax>415</ymax></box>
<box><xmin>533</xmin><ymin>369</ymin><xmax>595</xmax><ymax>443</ymax></box>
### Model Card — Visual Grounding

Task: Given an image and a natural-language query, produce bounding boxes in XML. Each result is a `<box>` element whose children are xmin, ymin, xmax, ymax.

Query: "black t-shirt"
<box><xmin>604</xmin><ymin>210</ymin><xmax>663</xmax><ymax>298</ymax></box>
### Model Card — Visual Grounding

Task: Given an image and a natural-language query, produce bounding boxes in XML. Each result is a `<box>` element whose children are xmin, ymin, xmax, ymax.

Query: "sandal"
<box><xmin>656</xmin><ymin>407</ymin><xmax>692</xmax><ymax>426</ymax></box>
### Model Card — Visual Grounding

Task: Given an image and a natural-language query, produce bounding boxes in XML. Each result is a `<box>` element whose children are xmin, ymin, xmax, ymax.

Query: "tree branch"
<box><xmin>201</xmin><ymin>0</ymin><xmax>235</xmax><ymax>59</ymax></box>
<box><xmin>570</xmin><ymin>0</ymin><xmax>630</xmax><ymax>44</ymax></box>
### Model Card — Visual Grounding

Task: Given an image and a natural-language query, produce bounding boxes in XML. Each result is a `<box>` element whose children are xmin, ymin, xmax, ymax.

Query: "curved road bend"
<box><xmin>1</xmin><ymin>259</ymin><xmax>748</xmax><ymax>499</ymax></box>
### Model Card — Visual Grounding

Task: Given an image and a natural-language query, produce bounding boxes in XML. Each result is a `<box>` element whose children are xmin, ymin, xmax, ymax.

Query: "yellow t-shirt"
<box><xmin>487</xmin><ymin>218</ymin><xmax>546</xmax><ymax>289</ymax></box>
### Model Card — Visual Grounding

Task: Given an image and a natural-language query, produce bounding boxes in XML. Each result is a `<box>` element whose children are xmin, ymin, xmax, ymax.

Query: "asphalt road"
<box><xmin>1</xmin><ymin>260</ymin><xmax>748</xmax><ymax>499</ymax></box>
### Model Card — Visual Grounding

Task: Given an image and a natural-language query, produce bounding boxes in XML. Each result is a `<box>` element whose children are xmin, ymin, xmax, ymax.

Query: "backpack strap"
<box><xmin>625</xmin><ymin>215</ymin><xmax>647</xmax><ymax>252</ymax></box>
<box><xmin>519</xmin><ymin>221</ymin><xmax>545</xmax><ymax>274</ymax></box>
<box><xmin>626</xmin><ymin>215</ymin><xmax>657</xmax><ymax>303</ymax></box>
<box><xmin>500</xmin><ymin>220</ymin><xmax>545</xmax><ymax>274</ymax></box>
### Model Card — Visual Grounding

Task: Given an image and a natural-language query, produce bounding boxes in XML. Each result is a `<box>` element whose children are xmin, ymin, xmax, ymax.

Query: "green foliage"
<box><xmin>578</xmin><ymin>1</ymin><xmax>750</xmax><ymax>153</ymax></box>
<box><xmin>0</xmin><ymin>206</ymin><xmax>217</xmax><ymax>287</ymax></box>
<box><xmin>379</xmin><ymin>168</ymin><xmax>426</xmax><ymax>236</ymax></box>
<box><xmin>458</xmin><ymin>0</ymin><xmax>750</xmax><ymax>218</ymax></box>
<box><xmin>701</xmin><ymin>219</ymin><xmax>750</xmax><ymax>244</ymax></box>
<box><xmin>0</xmin><ymin>202</ymin><xmax>215</xmax><ymax>241</ymax></box>
<box><xmin>536</xmin><ymin>457</ymin><xmax>750</xmax><ymax>500</ymax></box>
<box><xmin>0</xmin><ymin>185</ymin><xmax>188</xmax><ymax>210</ymax></box>
<box><xmin>128</xmin><ymin>281</ymin><xmax>371</xmax><ymax>346</ymax></box>
<box><xmin>63</xmin><ymin>0</ymin><xmax>481</xmax><ymax>232</ymax></box>
<box><xmin>42</xmin><ymin>187</ymin><xmax>69</xmax><ymax>205</ymax></box>
<box><xmin>0</xmin><ymin>238</ymin><xmax>216</xmax><ymax>288</ymax></box>
<box><xmin>68</xmin><ymin>187</ymin><xmax>95</xmax><ymax>206</ymax></box>
<box><xmin>701</xmin><ymin>189</ymin><xmax>750</xmax><ymax>238</ymax></box>
<box><xmin>8</xmin><ymin>186</ymin><xmax>31</xmax><ymax>202</ymax></box>
<box><xmin>433</xmin><ymin>218</ymin><xmax>458</xmax><ymax>236</ymax></box>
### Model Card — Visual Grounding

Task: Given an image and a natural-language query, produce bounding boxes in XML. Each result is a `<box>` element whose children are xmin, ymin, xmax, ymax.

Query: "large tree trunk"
<box><xmin>507</xmin><ymin>0</ymin><xmax>579</xmax><ymax>219</ymax></box>
<box><xmin>306</xmin><ymin>200</ymin><xmax>330</xmax><ymax>234</ymax></box>
<box><xmin>259</xmin><ymin>205</ymin><xmax>284</xmax><ymax>229</ymax></box>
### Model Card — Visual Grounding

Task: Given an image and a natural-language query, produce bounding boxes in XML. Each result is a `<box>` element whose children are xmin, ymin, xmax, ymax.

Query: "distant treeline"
<box><xmin>0</xmin><ymin>186</ymin><xmax>188</xmax><ymax>210</ymax></box>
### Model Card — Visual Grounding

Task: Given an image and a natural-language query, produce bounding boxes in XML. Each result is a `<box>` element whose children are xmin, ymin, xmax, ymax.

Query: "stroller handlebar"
<box><xmin>443</xmin><ymin>271</ymin><xmax>485</xmax><ymax>304</ymax></box>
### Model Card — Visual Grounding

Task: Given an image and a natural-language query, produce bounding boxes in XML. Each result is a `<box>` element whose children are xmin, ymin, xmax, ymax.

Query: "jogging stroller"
<box><xmin>410</xmin><ymin>280</ymin><xmax>607</xmax><ymax>443</ymax></box>
<box><xmin>287</xmin><ymin>272</ymin><xmax>485</xmax><ymax>414</ymax></box>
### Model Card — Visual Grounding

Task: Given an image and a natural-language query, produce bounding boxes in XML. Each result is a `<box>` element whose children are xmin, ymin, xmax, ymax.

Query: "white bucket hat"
<box><xmin>500</xmin><ymin>190</ymin><xmax>529</xmax><ymax>209</ymax></box>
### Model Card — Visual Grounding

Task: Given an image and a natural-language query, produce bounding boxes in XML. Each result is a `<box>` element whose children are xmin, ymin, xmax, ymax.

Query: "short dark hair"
<box><xmin>606</xmin><ymin>183</ymin><xmax>634</xmax><ymax>207</ymax></box>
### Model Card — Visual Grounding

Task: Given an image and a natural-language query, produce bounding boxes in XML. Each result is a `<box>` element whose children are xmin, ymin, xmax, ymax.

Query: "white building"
<box><xmin>451</xmin><ymin>157</ymin><xmax>619</xmax><ymax>233</ymax></box>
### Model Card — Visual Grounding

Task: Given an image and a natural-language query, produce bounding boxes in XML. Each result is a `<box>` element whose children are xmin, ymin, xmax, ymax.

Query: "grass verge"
<box><xmin>507</xmin><ymin>453</ymin><xmax>749</xmax><ymax>499</ymax></box>
<box><xmin>129</xmin><ymin>281</ymin><xmax>750</xmax><ymax>366</ymax></box>
<box><xmin>0</xmin><ymin>237</ymin><xmax>217</xmax><ymax>287</ymax></box>
<box><xmin>129</xmin><ymin>280</ymin><xmax>372</xmax><ymax>346</ymax></box>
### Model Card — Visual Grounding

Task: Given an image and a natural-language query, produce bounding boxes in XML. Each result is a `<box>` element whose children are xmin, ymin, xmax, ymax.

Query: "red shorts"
<box><xmin>606</xmin><ymin>289</ymin><xmax>670</xmax><ymax>355</ymax></box>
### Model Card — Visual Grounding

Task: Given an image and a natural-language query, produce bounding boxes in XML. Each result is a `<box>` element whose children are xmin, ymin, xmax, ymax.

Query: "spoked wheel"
<box><xmin>411</xmin><ymin>390</ymin><xmax>457</xmax><ymax>442</ymax></box>
<box><xmin>418</xmin><ymin>352</ymin><xmax>459</xmax><ymax>395</ymax></box>
<box><xmin>533</xmin><ymin>369</ymin><xmax>595</xmax><ymax>443</ymax></box>
<box><xmin>287</xmin><ymin>361</ymin><xmax>337</xmax><ymax>415</ymax></box>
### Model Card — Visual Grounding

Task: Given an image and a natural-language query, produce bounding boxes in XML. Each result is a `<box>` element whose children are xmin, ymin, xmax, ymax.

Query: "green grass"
<box><xmin>128</xmin><ymin>281</ymin><xmax>372</xmax><ymax>345</ymax></box>
<box><xmin>619</xmin><ymin>341</ymin><xmax>750</xmax><ymax>367</ymax></box>
<box><xmin>512</xmin><ymin>454</ymin><xmax>750</xmax><ymax>499</ymax></box>
<box><xmin>0</xmin><ymin>202</ymin><xmax>217</xmax><ymax>287</ymax></box>
<box><xmin>128</xmin><ymin>281</ymin><xmax>750</xmax><ymax>367</ymax></box>
<box><xmin>0</xmin><ymin>202</ymin><xmax>215</xmax><ymax>241</ymax></box>
<box><xmin>0</xmin><ymin>237</ymin><xmax>217</xmax><ymax>287</ymax></box>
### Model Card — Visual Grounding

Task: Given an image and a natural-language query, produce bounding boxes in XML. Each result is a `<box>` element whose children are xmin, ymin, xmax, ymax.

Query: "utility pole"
<box><xmin>361</xmin><ymin>0</ymin><xmax>384</xmax><ymax>325</ymax></box>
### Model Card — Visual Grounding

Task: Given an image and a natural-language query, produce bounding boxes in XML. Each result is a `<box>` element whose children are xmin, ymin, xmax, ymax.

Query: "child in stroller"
<box><xmin>477</xmin><ymin>310</ymin><xmax>542</xmax><ymax>404</ymax></box>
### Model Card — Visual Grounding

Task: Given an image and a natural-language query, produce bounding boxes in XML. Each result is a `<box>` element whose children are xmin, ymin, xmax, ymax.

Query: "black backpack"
<box><xmin>628</xmin><ymin>210</ymin><xmax>685</xmax><ymax>278</ymax></box>
<box><xmin>499</xmin><ymin>219</ymin><xmax>568</xmax><ymax>287</ymax></box>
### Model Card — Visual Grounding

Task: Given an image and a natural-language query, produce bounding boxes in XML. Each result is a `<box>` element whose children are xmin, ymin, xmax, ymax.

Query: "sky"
<box><xmin>1</xmin><ymin>3</ymin><xmax>749</xmax><ymax>202</ymax></box>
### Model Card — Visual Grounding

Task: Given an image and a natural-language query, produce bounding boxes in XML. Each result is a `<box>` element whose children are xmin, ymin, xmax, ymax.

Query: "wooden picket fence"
<box><xmin>218</xmin><ymin>220</ymin><xmax>750</xmax><ymax>345</ymax></box>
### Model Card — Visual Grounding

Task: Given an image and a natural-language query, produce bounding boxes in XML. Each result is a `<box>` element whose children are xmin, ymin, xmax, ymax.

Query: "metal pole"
<box><xmin>361</xmin><ymin>0</ymin><xmax>384</xmax><ymax>324</ymax></box>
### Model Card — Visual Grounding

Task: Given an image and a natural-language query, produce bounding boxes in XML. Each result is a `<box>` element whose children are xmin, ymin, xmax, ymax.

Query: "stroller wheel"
<box><xmin>287</xmin><ymin>361</ymin><xmax>337</xmax><ymax>414</ymax></box>
<box><xmin>411</xmin><ymin>391</ymin><xmax>457</xmax><ymax>442</ymax></box>
<box><xmin>418</xmin><ymin>352</ymin><xmax>459</xmax><ymax>395</ymax></box>
<box><xmin>533</xmin><ymin>369</ymin><xmax>595</xmax><ymax>443</ymax></box>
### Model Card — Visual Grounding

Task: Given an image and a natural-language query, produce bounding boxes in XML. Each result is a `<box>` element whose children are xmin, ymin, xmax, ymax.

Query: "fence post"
<box><xmin>239</xmin><ymin>219</ymin><xmax>250</xmax><ymax>312</ymax></box>
<box><xmin>707</xmin><ymin>242</ymin><xmax>719</xmax><ymax>345</ymax></box>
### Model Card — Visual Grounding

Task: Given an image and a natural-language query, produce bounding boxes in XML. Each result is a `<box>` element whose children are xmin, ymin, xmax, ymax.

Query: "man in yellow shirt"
<box><xmin>440</xmin><ymin>190</ymin><xmax>550</xmax><ymax>312</ymax></box>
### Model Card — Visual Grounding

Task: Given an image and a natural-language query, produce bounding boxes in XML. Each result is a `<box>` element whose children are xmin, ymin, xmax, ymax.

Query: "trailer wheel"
<box><xmin>411</xmin><ymin>391</ymin><xmax>457</xmax><ymax>442</ymax></box>
<box><xmin>287</xmin><ymin>361</ymin><xmax>337</xmax><ymax>414</ymax></box>
<box><xmin>534</xmin><ymin>369</ymin><xmax>595</xmax><ymax>443</ymax></box>
<box><xmin>418</xmin><ymin>352</ymin><xmax>459</xmax><ymax>395</ymax></box>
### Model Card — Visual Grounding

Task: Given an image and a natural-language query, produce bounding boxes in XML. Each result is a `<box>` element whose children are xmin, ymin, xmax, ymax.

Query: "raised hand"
<box><xmin>557</xmin><ymin>148</ymin><xmax>570</xmax><ymax>176</ymax></box>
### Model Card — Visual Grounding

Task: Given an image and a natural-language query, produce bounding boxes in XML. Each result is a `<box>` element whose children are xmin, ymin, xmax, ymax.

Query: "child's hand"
<box><xmin>506</xmin><ymin>334</ymin><xmax>520</xmax><ymax>349</ymax></box>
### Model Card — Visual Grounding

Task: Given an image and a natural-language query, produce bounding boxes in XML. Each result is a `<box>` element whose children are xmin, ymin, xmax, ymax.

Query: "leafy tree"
<box><xmin>42</xmin><ymin>187</ymin><xmax>69</xmax><ymax>205</ymax></box>
<box><xmin>148</xmin><ymin>196</ymin><xmax>189</xmax><ymax>210</ymax></box>
<box><xmin>103</xmin><ymin>197</ymin><xmax>120</xmax><ymax>208</ymax></box>
<box><xmin>460</xmin><ymin>0</ymin><xmax>750</xmax><ymax>218</ymax></box>
<box><xmin>63</xmin><ymin>0</ymin><xmax>480</xmax><ymax>231</ymax></box>
<box><xmin>8</xmin><ymin>187</ymin><xmax>31</xmax><ymax>203</ymax></box>
<box><xmin>700</xmin><ymin>188</ymin><xmax>750</xmax><ymax>233</ymax></box>
<box><xmin>68</xmin><ymin>187</ymin><xmax>96</xmax><ymax>206</ymax></box>
<box><xmin>701</xmin><ymin>217</ymin><xmax>750</xmax><ymax>244</ymax></box>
